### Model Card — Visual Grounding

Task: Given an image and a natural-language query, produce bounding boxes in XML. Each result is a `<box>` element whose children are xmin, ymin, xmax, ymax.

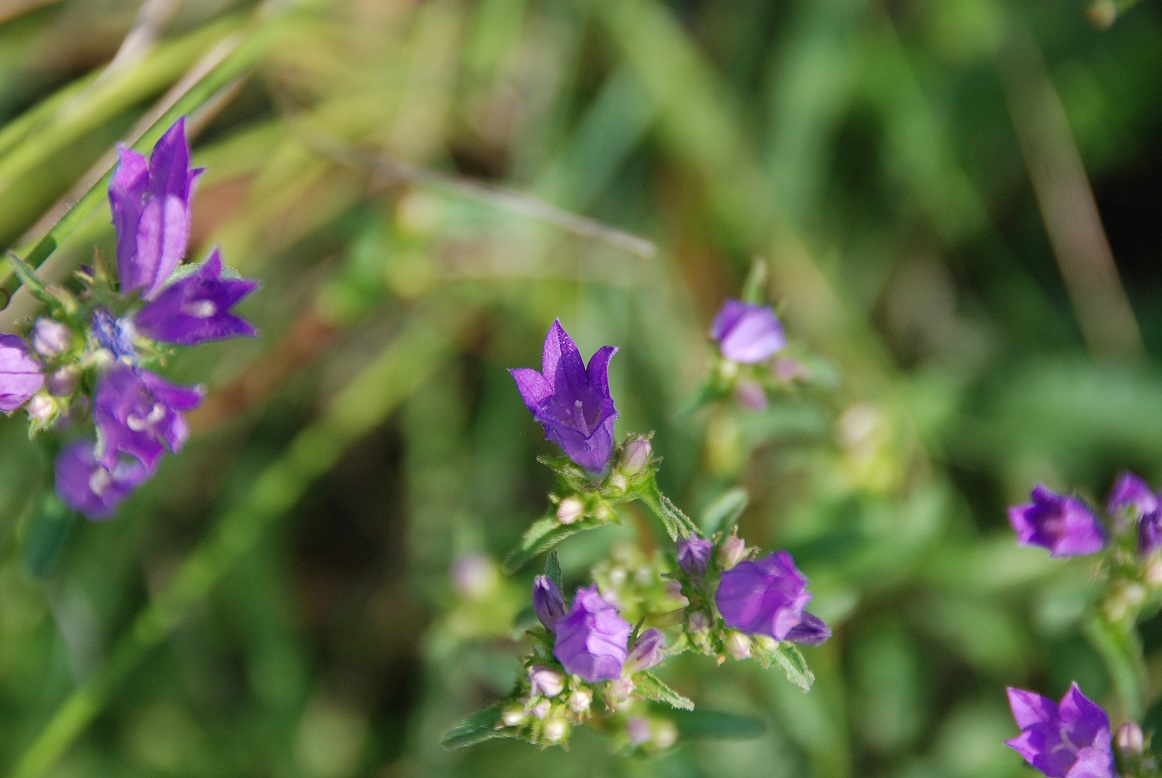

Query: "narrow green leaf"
<box><xmin>545</xmin><ymin>549</ymin><xmax>562</xmax><ymax>590</ymax></box>
<box><xmin>632</xmin><ymin>474</ymin><xmax>698</xmax><ymax>541</ymax></box>
<box><xmin>766</xmin><ymin>642</ymin><xmax>815</xmax><ymax>692</ymax></box>
<box><xmin>1085</xmin><ymin>612</ymin><xmax>1144</xmax><ymax>718</ymax></box>
<box><xmin>700</xmin><ymin>487</ymin><xmax>748</xmax><ymax>536</ymax></box>
<box><xmin>635</xmin><ymin>671</ymin><xmax>694</xmax><ymax>711</ymax></box>
<box><xmin>441</xmin><ymin>706</ymin><xmax>520</xmax><ymax>750</ymax></box>
<box><xmin>21</xmin><ymin>494</ymin><xmax>78</xmax><ymax>577</ymax></box>
<box><xmin>670</xmin><ymin>709</ymin><xmax>766</xmax><ymax>740</ymax></box>
<box><xmin>502</xmin><ymin>515</ymin><xmax>604</xmax><ymax>574</ymax></box>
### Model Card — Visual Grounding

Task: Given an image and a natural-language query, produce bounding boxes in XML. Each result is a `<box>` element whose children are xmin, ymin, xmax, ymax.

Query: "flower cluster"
<box><xmin>0</xmin><ymin>119</ymin><xmax>257</xmax><ymax>519</ymax></box>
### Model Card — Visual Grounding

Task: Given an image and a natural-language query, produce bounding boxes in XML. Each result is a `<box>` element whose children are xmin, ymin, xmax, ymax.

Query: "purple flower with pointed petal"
<box><xmin>711</xmin><ymin>299</ymin><xmax>785</xmax><ymax>364</ymax></box>
<box><xmin>133</xmin><ymin>249</ymin><xmax>259</xmax><ymax>346</ymax></box>
<box><xmin>715</xmin><ymin>551</ymin><xmax>811</xmax><ymax>640</ymax></box>
<box><xmin>1006</xmin><ymin>684</ymin><xmax>1115</xmax><ymax>778</ymax></box>
<box><xmin>1009</xmin><ymin>485</ymin><xmax>1106</xmax><ymax>558</ymax></box>
<box><xmin>55</xmin><ymin>440</ymin><xmax>150</xmax><ymax>520</ymax></box>
<box><xmin>94</xmin><ymin>364</ymin><xmax>203</xmax><ymax>470</ymax></box>
<box><xmin>0</xmin><ymin>335</ymin><xmax>43</xmax><ymax>411</ymax></box>
<box><xmin>785</xmin><ymin>612</ymin><xmax>831</xmax><ymax>646</ymax></box>
<box><xmin>110</xmin><ymin>118</ymin><xmax>204</xmax><ymax>300</ymax></box>
<box><xmin>533</xmin><ymin>575</ymin><xmax>567</xmax><ymax>630</ymax></box>
<box><xmin>676</xmin><ymin>537</ymin><xmax>712</xmax><ymax>577</ymax></box>
<box><xmin>1107</xmin><ymin>472</ymin><xmax>1158</xmax><ymax>518</ymax></box>
<box><xmin>553</xmin><ymin>585</ymin><xmax>631</xmax><ymax>682</ymax></box>
<box><xmin>509</xmin><ymin>321</ymin><xmax>617</xmax><ymax>472</ymax></box>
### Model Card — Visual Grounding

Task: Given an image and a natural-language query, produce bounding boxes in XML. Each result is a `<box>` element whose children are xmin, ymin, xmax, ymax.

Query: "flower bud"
<box><xmin>654</xmin><ymin>720</ymin><xmax>678</xmax><ymax>750</ymax></box>
<box><xmin>718</xmin><ymin>535</ymin><xmax>747</xmax><ymax>570</ymax></box>
<box><xmin>556</xmin><ymin>496</ymin><xmax>583</xmax><ymax>525</ymax></box>
<box><xmin>32</xmin><ymin>319</ymin><xmax>72</xmax><ymax>357</ymax></box>
<box><xmin>567</xmin><ymin>687</ymin><xmax>592</xmax><ymax>713</ymax></box>
<box><xmin>529</xmin><ymin>699</ymin><xmax>551</xmax><ymax>720</ymax></box>
<box><xmin>734</xmin><ymin>379</ymin><xmax>767</xmax><ymax>411</ymax></box>
<box><xmin>449</xmin><ymin>553</ymin><xmax>498</xmax><ymax>600</ymax></box>
<box><xmin>607</xmin><ymin>678</ymin><xmax>635</xmax><ymax>705</ymax></box>
<box><xmin>626</xmin><ymin>716</ymin><xmax>651</xmax><ymax>746</ymax></box>
<box><xmin>543</xmin><ymin>717</ymin><xmax>568</xmax><ymax>743</ymax></box>
<box><xmin>1140</xmin><ymin>510</ymin><xmax>1162</xmax><ymax>556</ymax></box>
<box><xmin>528</xmin><ymin>666</ymin><xmax>564</xmax><ymax>698</ymax></box>
<box><xmin>608</xmin><ymin>473</ymin><xmax>628</xmax><ymax>493</ymax></box>
<box><xmin>1116</xmin><ymin>722</ymin><xmax>1144</xmax><ymax>756</ymax></box>
<box><xmin>687</xmin><ymin>610</ymin><xmax>711</xmax><ymax>633</ymax></box>
<box><xmin>47</xmin><ymin>366</ymin><xmax>79</xmax><ymax>397</ymax></box>
<box><xmin>677</xmin><ymin>537</ymin><xmax>713</xmax><ymax>576</ymax></box>
<box><xmin>620</xmin><ymin>437</ymin><xmax>652</xmax><ymax>476</ymax></box>
<box><xmin>26</xmin><ymin>393</ymin><xmax>56</xmax><ymax>422</ymax></box>
<box><xmin>533</xmin><ymin>576</ymin><xmax>567</xmax><ymax>630</ymax></box>
<box><xmin>726</xmin><ymin>631</ymin><xmax>752</xmax><ymax>660</ymax></box>
<box><xmin>624</xmin><ymin>628</ymin><xmax>666</xmax><ymax>674</ymax></box>
<box><xmin>501</xmin><ymin>706</ymin><xmax>526</xmax><ymax>727</ymax></box>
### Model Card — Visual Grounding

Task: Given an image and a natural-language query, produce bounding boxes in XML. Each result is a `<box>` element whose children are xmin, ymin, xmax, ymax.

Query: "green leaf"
<box><xmin>21</xmin><ymin>494</ymin><xmax>79</xmax><ymax>577</ymax></box>
<box><xmin>502</xmin><ymin>515</ymin><xmax>605</xmax><ymax>574</ymax></box>
<box><xmin>441</xmin><ymin>706</ymin><xmax>521</xmax><ymax>750</ymax></box>
<box><xmin>670</xmin><ymin>709</ymin><xmax>766</xmax><ymax>740</ymax></box>
<box><xmin>635</xmin><ymin>671</ymin><xmax>694</xmax><ymax>711</ymax></box>
<box><xmin>761</xmin><ymin>642</ymin><xmax>815</xmax><ymax>692</ymax></box>
<box><xmin>1085</xmin><ymin>612</ymin><xmax>1144</xmax><ymax>718</ymax></box>
<box><xmin>631</xmin><ymin>474</ymin><xmax>699</xmax><ymax>541</ymax></box>
<box><xmin>700</xmin><ymin>487</ymin><xmax>748</xmax><ymax>536</ymax></box>
<box><xmin>544</xmin><ymin>549</ymin><xmax>562</xmax><ymax>590</ymax></box>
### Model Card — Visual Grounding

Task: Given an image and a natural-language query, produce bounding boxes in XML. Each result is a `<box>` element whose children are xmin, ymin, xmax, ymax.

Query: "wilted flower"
<box><xmin>93</xmin><ymin>365</ymin><xmax>203</xmax><ymax>470</ymax></box>
<box><xmin>133</xmin><ymin>249</ymin><xmax>259</xmax><ymax>346</ymax></box>
<box><xmin>533</xmin><ymin>575</ymin><xmax>567</xmax><ymax>630</ymax></box>
<box><xmin>510</xmin><ymin>321</ymin><xmax>618</xmax><ymax>472</ymax></box>
<box><xmin>1008</xmin><ymin>485</ymin><xmax>1106</xmax><ymax>558</ymax></box>
<box><xmin>553</xmin><ymin>585</ymin><xmax>631</xmax><ymax>682</ymax></box>
<box><xmin>54</xmin><ymin>440</ymin><xmax>150</xmax><ymax>520</ymax></box>
<box><xmin>1005</xmin><ymin>683</ymin><xmax>1115</xmax><ymax>778</ymax></box>
<box><xmin>715</xmin><ymin>551</ymin><xmax>816</xmax><ymax>641</ymax></box>
<box><xmin>676</xmin><ymin>537</ymin><xmax>712</xmax><ymax>576</ymax></box>
<box><xmin>0</xmin><ymin>335</ymin><xmax>43</xmax><ymax>411</ymax></box>
<box><xmin>710</xmin><ymin>299</ymin><xmax>785</xmax><ymax>364</ymax></box>
<box><xmin>109</xmin><ymin>118</ymin><xmax>203</xmax><ymax>299</ymax></box>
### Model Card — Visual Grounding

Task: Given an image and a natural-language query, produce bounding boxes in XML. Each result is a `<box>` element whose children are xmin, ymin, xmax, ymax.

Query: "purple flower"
<box><xmin>715</xmin><ymin>551</ymin><xmax>811</xmax><ymax>641</ymax></box>
<box><xmin>1009</xmin><ymin>485</ymin><xmax>1106</xmax><ymax>558</ymax></box>
<box><xmin>94</xmin><ymin>364</ymin><xmax>203</xmax><ymax>470</ymax></box>
<box><xmin>510</xmin><ymin>321</ymin><xmax>617</xmax><ymax>472</ymax></box>
<box><xmin>109</xmin><ymin>118</ymin><xmax>203</xmax><ymax>300</ymax></box>
<box><xmin>1006</xmin><ymin>684</ymin><xmax>1115</xmax><ymax>778</ymax></box>
<box><xmin>553</xmin><ymin>585</ymin><xmax>631</xmax><ymax>682</ymax></box>
<box><xmin>533</xmin><ymin>575</ymin><xmax>567</xmax><ymax>630</ymax></box>
<box><xmin>624</xmin><ymin>628</ymin><xmax>666</xmax><ymax>673</ymax></box>
<box><xmin>1107</xmin><ymin>472</ymin><xmax>1158</xmax><ymax>518</ymax></box>
<box><xmin>54</xmin><ymin>440</ymin><xmax>150</xmax><ymax>520</ymax></box>
<box><xmin>676</xmin><ymin>537</ymin><xmax>712</xmax><ymax>576</ymax></box>
<box><xmin>710</xmin><ymin>299</ymin><xmax>785</xmax><ymax>364</ymax></box>
<box><xmin>785</xmin><ymin>611</ymin><xmax>832</xmax><ymax>646</ymax></box>
<box><xmin>1139</xmin><ymin>510</ymin><xmax>1162</xmax><ymax>556</ymax></box>
<box><xmin>0</xmin><ymin>335</ymin><xmax>43</xmax><ymax>411</ymax></box>
<box><xmin>134</xmin><ymin>249</ymin><xmax>258</xmax><ymax>346</ymax></box>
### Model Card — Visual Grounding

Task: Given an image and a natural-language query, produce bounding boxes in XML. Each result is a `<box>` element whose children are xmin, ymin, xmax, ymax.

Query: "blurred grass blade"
<box><xmin>700</xmin><ymin>487</ymin><xmax>748</xmax><ymax>536</ymax></box>
<box><xmin>1084</xmin><ymin>612</ymin><xmax>1144</xmax><ymax>718</ymax></box>
<box><xmin>441</xmin><ymin>706</ymin><xmax>522</xmax><ymax>750</ymax></box>
<box><xmin>671</xmin><ymin>709</ymin><xmax>766</xmax><ymax>740</ymax></box>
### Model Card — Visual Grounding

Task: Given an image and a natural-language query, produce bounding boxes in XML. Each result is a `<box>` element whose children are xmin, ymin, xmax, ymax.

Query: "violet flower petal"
<box><xmin>710</xmin><ymin>299</ymin><xmax>786</xmax><ymax>364</ymax></box>
<box><xmin>1008</xmin><ymin>485</ymin><xmax>1106</xmax><ymax>558</ymax></box>
<box><xmin>0</xmin><ymin>335</ymin><xmax>43</xmax><ymax>411</ymax></box>
<box><xmin>533</xmin><ymin>575</ymin><xmax>567</xmax><ymax>630</ymax></box>
<box><xmin>714</xmin><ymin>551</ymin><xmax>811</xmax><ymax>640</ymax></box>
<box><xmin>1107</xmin><ymin>471</ymin><xmax>1158</xmax><ymax>518</ymax></box>
<box><xmin>785</xmin><ymin>611</ymin><xmax>831</xmax><ymax>646</ymax></box>
<box><xmin>676</xmin><ymin>537</ymin><xmax>713</xmax><ymax>577</ymax></box>
<box><xmin>94</xmin><ymin>364</ymin><xmax>203</xmax><ymax>470</ymax></box>
<box><xmin>553</xmin><ymin>585</ymin><xmax>630</xmax><ymax>682</ymax></box>
<box><xmin>1005</xmin><ymin>683</ymin><xmax>1115</xmax><ymax>778</ymax></box>
<box><xmin>134</xmin><ymin>249</ymin><xmax>259</xmax><ymax>346</ymax></box>
<box><xmin>509</xmin><ymin>321</ymin><xmax>618</xmax><ymax>472</ymax></box>
<box><xmin>54</xmin><ymin>440</ymin><xmax>150</xmax><ymax>520</ymax></box>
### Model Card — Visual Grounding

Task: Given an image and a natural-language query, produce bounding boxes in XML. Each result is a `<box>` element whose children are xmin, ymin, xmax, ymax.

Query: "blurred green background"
<box><xmin>0</xmin><ymin>0</ymin><xmax>1160</xmax><ymax>775</ymax></box>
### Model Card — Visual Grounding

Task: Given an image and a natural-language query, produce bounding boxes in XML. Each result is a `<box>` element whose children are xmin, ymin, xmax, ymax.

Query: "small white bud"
<box><xmin>26</xmin><ymin>394</ymin><xmax>56</xmax><ymax>422</ymax></box>
<box><xmin>556</xmin><ymin>497</ymin><xmax>584</xmax><ymax>525</ymax></box>
<box><xmin>653</xmin><ymin>720</ymin><xmax>678</xmax><ymax>750</ymax></box>
<box><xmin>726</xmin><ymin>631</ymin><xmax>752</xmax><ymax>660</ymax></box>
<box><xmin>543</xmin><ymin>718</ymin><xmax>568</xmax><ymax>743</ymax></box>
<box><xmin>528</xmin><ymin>666</ymin><xmax>564</xmax><ymax>698</ymax></box>
<box><xmin>687</xmin><ymin>610</ymin><xmax>711</xmax><ymax>633</ymax></box>
<box><xmin>529</xmin><ymin>699</ymin><xmax>551</xmax><ymax>720</ymax></box>
<box><xmin>501</xmin><ymin>706</ymin><xmax>526</xmax><ymax>727</ymax></box>
<box><xmin>608</xmin><ymin>473</ymin><xmax>628</xmax><ymax>493</ymax></box>
<box><xmin>1116</xmin><ymin>721</ymin><xmax>1144</xmax><ymax>755</ymax></box>
<box><xmin>567</xmin><ymin>687</ymin><xmax>592</xmax><ymax>713</ymax></box>
<box><xmin>620</xmin><ymin>437</ymin><xmax>652</xmax><ymax>476</ymax></box>
<box><xmin>718</xmin><ymin>535</ymin><xmax>747</xmax><ymax>570</ymax></box>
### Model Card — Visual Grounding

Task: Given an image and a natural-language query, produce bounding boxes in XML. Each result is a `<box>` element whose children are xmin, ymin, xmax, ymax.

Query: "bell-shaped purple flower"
<box><xmin>710</xmin><ymin>299</ymin><xmax>786</xmax><ymax>364</ymax></box>
<box><xmin>553</xmin><ymin>585</ymin><xmax>631</xmax><ymax>682</ymax></box>
<box><xmin>94</xmin><ymin>364</ymin><xmax>203</xmax><ymax>470</ymax></box>
<box><xmin>134</xmin><ymin>249</ymin><xmax>259</xmax><ymax>346</ymax></box>
<box><xmin>676</xmin><ymin>537</ymin><xmax>712</xmax><ymax>576</ymax></box>
<box><xmin>1009</xmin><ymin>485</ymin><xmax>1106</xmax><ymax>558</ymax></box>
<box><xmin>785</xmin><ymin>612</ymin><xmax>831</xmax><ymax>646</ymax></box>
<box><xmin>0</xmin><ymin>335</ymin><xmax>43</xmax><ymax>411</ymax></box>
<box><xmin>1107</xmin><ymin>472</ymin><xmax>1158</xmax><ymax>518</ymax></box>
<box><xmin>623</xmin><ymin>628</ymin><xmax>666</xmax><ymax>673</ymax></box>
<box><xmin>1006</xmin><ymin>684</ymin><xmax>1115</xmax><ymax>778</ymax></box>
<box><xmin>110</xmin><ymin>118</ymin><xmax>203</xmax><ymax>300</ymax></box>
<box><xmin>509</xmin><ymin>321</ymin><xmax>617</xmax><ymax>472</ymax></box>
<box><xmin>715</xmin><ymin>551</ymin><xmax>811</xmax><ymax>641</ymax></box>
<box><xmin>533</xmin><ymin>575</ymin><xmax>568</xmax><ymax>630</ymax></box>
<box><xmin>55</xmin><ymin>440</ymin><xmax>150</xmax><ymax>520</ymax></box>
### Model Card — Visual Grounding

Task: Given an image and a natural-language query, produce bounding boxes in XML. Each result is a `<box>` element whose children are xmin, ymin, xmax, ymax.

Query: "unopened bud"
<box><xmin>1116</xmin><ymin>722</ymin><xmax>1144</xmax><ymax>756</ymax></box>
<box><xmin>688</xmin><ymin>610</ymin><xmax>711</xmax><ymax>633</ymax></box>
<box><xmin>718</xmin><ymin>535</ymin><xmax>747</xmax><ymax>570</ymax></box>
<box><xmin>608</xmin><ymin>678</ymin><xmax>635</xmax><ymax>705</ymax></box>
<box><xmin>543</xmin><ymin>718</ymin><xmax>568</xmax><ymax>743</ymax></box>
<box><xmin>529</xmin><ymin>699</ymin><xmax>551</xmax><ymax>720</ymax></box>
<box><xmin>608</xmin><ymin>473</ymin><xmax>628</xmax><ymax>493</ymax></box>
<box><xmin>624</xmin><ymin>628</ymin><xmax>666</xmax><ymax>673</ymax></box>
<box><xmin>677</xmin><ymin>537</ymin><xmax>712</xmax><ymax>576</ymax></box>
<box><xmin>626</xmin><ymin>716</ymin><xmax>651</xmax><ymax>746</ymax></box>
<box><xmin>449</xmin><ymin>553</ymin><xmax>498</xmax><ymax>599</ymax></box>
<box><xmin>620</xmin><ymin>437</ymin><xmax>652</xmax><ymax>476</ymax></box>
<box><xmin>556</xmin><ymin>497</ymin><xmax>583</xmax><ymax>525</ymax></box>
<box><xmin>501</xmin><ymin>706</ymin><xmax>526</xmax><ymax>727</ymax></box>
<box><xmin>734</xmin><ymin>379</ymin><xmax>767</xmax><ymax>411</ymax></box>
<box><xmin>726</xmin><ymin>631</ymin><xmax>752</xmax><ymax>660</ymax></box>
<box><xmin>32</xmin><ymin>319</ymin><xmax>72</xmax><ymax>357</ymax></box>
<box><xmin>26</xmin><ymin>394</ymin><xmax>56</xmax><ymax>422</ymax></box>
<box><xmin>654</xmin><ymin>721</ymin><xmax>678</xmax><ymax>750</ymax></box>
<box><xmin>533</xmin><ymin>576</ymin><xmax>567</xmax><ymax>629</ymax></box>
<box><xmin>528</xmin><ymin>666</ymin><xmax>564</xmax><ymax>698</ymax></box>
<box><xmin>47</xmin><ymin>366</ymin><xmax>79</xmax><ymax>397</ymax></box>
<box><xmin>567</xmin><ymin>687</ymin><xmax>592</xmax><ymax>713</ymax></box>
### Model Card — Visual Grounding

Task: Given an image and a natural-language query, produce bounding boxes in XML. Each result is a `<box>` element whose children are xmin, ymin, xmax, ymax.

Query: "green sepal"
<box><xmin>635</xmin><ymin>671</ymin><xmax>694</xmax><ymax>711</ymax></box>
